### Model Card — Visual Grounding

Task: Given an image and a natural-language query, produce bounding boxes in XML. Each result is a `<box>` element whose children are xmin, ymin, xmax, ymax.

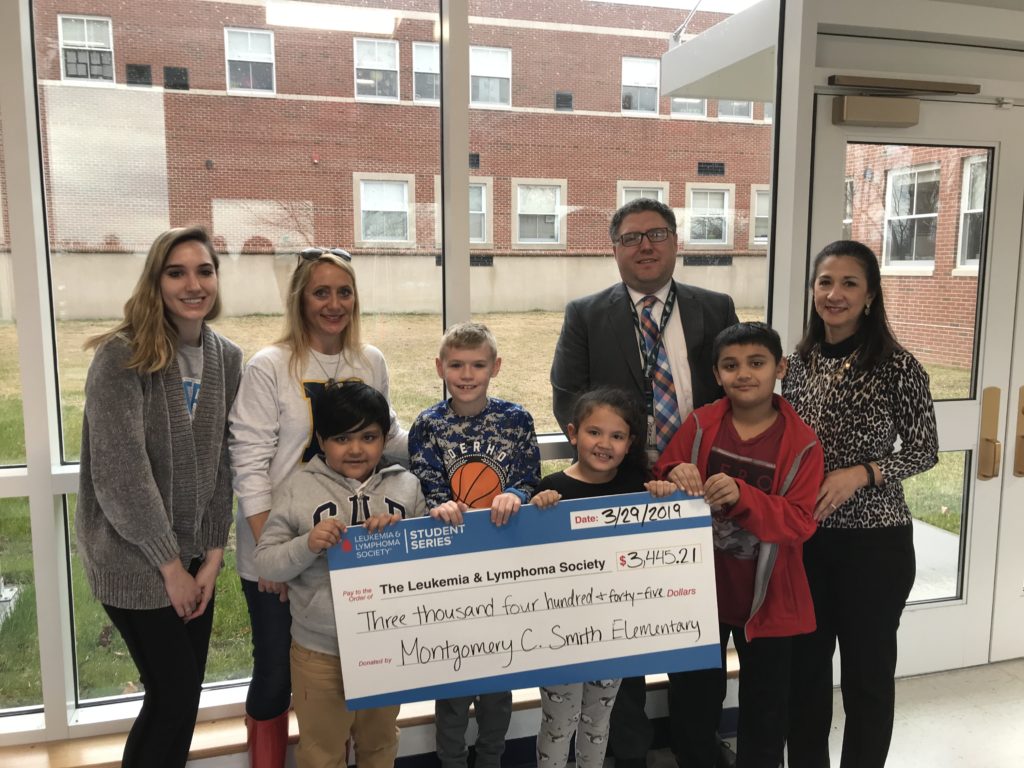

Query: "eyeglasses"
<box><xmin>614</xmin><ymin>227</ymin><xmax>675</xmax><ymax>247</ymax></box>
<box><xmin>298</xmin><ymin>247</ymin><xmax>352</xmax><ymax>262</ymax></box>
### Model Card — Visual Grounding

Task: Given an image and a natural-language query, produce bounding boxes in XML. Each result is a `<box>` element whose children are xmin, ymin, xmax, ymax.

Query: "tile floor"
<box><xmin>644</xmin><ymin>658</ymin><xmax>1024</xmax><ymax>767</ymax></box>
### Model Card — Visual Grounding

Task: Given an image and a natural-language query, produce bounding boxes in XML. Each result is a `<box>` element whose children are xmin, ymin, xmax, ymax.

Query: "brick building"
<box><xmin>19</xmin><ymin>0</ymin><xmax>776</xmax><ymax>317</ymax></box>
<box><xmin>844</xmin><ymin>144</ymin><xmax>983</xmax><ymax>369</ymax></box>
<box><xmin>3</xmin><ymin>1</ymin><xmax>980</xmax><ymax>367</ymax></box>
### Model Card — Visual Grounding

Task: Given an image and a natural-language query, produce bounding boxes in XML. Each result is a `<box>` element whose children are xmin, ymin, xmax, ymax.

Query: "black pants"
<box><xmin>608</xmin><ymin>666</ymin><xmax>721</xmax><ymax>768</ymax></box>
<box><xmin>103</xmin><ymin>560</ymin><xmax>215</xmax><ymax>768</ymax></box>
<box><xmin>788</xmin><ymin>526</ymin><xmax>915</xmax><ymax>768</ymax></box>
<box><xmin>723</xmin><ymin>625</ymin><xmax>792</xmax><ymax>768</ymax></box>
<box><xmin>241</xmin><ymin>576</ymin><xmax>293</xmax><ymax>720</ymax></box>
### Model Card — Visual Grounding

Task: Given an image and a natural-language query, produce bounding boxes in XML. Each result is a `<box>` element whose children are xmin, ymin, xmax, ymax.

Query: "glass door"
<box><xmin>809</xmin><ymin>96</ymin><xmax>1024</xmax><ymax>674</ymax></box>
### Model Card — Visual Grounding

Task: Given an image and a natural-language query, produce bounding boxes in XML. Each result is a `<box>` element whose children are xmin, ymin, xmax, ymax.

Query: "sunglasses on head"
<box><xmin>298</xmin><ymin>247</ymin><xmax>352</xmax><ymax>262</ymax></box>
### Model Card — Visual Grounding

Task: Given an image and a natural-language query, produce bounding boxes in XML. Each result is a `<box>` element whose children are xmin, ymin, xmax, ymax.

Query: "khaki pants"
<box><xmin>290</xmin><ymin>642</ymin><xmax>400</xmax><ymax>768</ymax></box>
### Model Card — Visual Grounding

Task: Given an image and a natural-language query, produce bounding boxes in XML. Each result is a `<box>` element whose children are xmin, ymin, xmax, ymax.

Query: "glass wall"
<box><xmin>32</xmin><ymin>0</ymin><xmax>442</xmax><ymax>702</ymax></box>
<box><xmin>464</xmin><ymin>3</ymin><xmax>774</xmax><ymax>434</ymax></box>
<box><xmin>0</xmin><ymin>0</ymin><xmax>779</xmax><ymax>729</ymax></box>
<box><xmin>0</xmin><ymin>497</ymin><xmax>40</xmax><ymax>710</ymax></box>
<box><xmin>0</xmin><ymin>107</ymin><xmax>27</xmax><ymax>465</ymax></box>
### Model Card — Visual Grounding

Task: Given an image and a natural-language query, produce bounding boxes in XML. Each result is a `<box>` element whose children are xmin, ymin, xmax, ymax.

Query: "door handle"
<box><xmin>1015</xmin><ymin>387</ymin><xmax>1024</xmax><ymax>477</ymax></box>
<box><xmin>978</xmin><ymin>386</ymin><xmax>1001</xmax><ymax>480</ymax></box>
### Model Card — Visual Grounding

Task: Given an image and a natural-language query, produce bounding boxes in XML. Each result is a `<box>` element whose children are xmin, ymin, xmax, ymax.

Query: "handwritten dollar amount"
<box><xmin>617</xmin><ymin>545</ymin><xmax>702</xmax><ymax>569</ymax></box>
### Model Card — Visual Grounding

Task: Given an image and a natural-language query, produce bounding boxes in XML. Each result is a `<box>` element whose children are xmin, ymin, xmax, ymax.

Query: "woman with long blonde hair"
<box><xmin>229</xmin><ymin>248</ymin><xmax>406</xmax><ymax>767</ymax></box>
<box><xmin>77</xmin><ymin>226</ymin><xmax>242</xmax><ymax>767</ymax></box>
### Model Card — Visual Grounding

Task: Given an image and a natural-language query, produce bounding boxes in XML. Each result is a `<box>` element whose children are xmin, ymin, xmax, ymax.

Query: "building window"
<box><xmin>687</xmin><ymin>186</ymin><xmax>731</xmax><ymax>245</ymax></box>
<box><xmin>958</xmin><ymin>155</ymin><xmax>987</xmax><ymax>267</ymax></box>
<box><xmin>618</xmin><ymin>181</ymin><xmax>668</xmax><ymax>205</ymax></box>
<box><xmin>718</xmin><ymin>99</ymin><xmax>753</xmax><ymax>121</ymax></box>
<box><xmin>751</xmin><ymin>187</ymin><xmax>770</xmax><ymax>245</ymax></box>
<box><xmin>225</xmin><ymin>28</ymin><xmax>275</xmax><ymax>93</ymax></box>
<box><xmin>469</xmin><ymin>177</ymin><xmax>494</xmax><ymax>246</ymax></box>
<box><xmin>469</xmin><ymin>184</ymin><xmax>487</xmax><ymax>243</ymax></box>
<box><xmin>413</xmin><ymin>42</ymin><xmax>440</xmax><ymax>103</ymax></box>
<box><xmin>355</xmin><ymin>39</ymin><xmax>399</xmax><ymax>101</ymax></box>
<box><xmin>470</xmin><ymin>46</ymin><xmax>511</xmax><ymax>107</ymax></box>
<box><xmin>59</xmin><ymin>16</ymin><xmax>114</xmax><ymax>82</ymax></box>
<box><xmin>884</xmin><ymin>164</ymin><xmax>939</xmax><ymax>264</ymax></box>
<box><xmin>354</xmin><ymin>173</ymin><xmax>416</xmax><ymax>244</ymax></box>
<box><xmin>512</xmin><ymin>179</ymin><xmax>567</xmax><ymax>248</ymax></box>
<box><xmin>842</xmin><ymin>179</ymin><xmax>854</xmax><ymax>240</ymax></box>
<box><xmin>621</xmin><ymin>57</ymin><xmax>659</xmax><ymax>115</ymax></box>
<box><xmin>671</xmin><ymin>97</ymin><xmax>706</xmax><ymax>118</ymax></box>
<box><xmin>763</xmin><ymin>102</ymin><xmax>774</xmax><ymax>122</ymax></box>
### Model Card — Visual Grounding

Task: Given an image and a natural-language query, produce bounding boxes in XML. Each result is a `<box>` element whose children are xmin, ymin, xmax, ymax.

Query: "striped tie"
<box><xmin>640</xmin><ymin>295</ymin><xmax>681</xmax><ymax>453</ymax></box>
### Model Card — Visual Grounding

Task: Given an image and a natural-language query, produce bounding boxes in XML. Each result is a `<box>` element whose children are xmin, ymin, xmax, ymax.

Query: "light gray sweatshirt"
<box><xmin>254</xmin><ymin>455</ymin><xmax>426</xmax><ymax>656</ymax></box>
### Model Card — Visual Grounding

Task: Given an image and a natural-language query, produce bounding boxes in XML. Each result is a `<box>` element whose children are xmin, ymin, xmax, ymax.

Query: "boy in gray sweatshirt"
<box><xmin>255</xmin><ymin>382</ymin><xmax>426</xmax><ymax>768</ymax></box>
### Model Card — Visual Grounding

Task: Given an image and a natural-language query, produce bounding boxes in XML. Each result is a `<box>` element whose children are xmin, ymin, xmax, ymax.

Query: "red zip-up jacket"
<box><xmin>655</xmin><ymin>394</ymin><xmax>824</xmax><ymax>641</ymax></box>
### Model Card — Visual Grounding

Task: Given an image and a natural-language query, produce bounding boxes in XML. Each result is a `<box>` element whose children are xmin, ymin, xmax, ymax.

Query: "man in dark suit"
<box><xmin>550</xmin><ymin>197</ymin><xmax>738</xmax><ymax>768</ymax></box>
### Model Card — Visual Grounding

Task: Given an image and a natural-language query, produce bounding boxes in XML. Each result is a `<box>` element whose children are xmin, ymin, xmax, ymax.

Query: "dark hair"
<box><xmin>609</xmin><ymin>198</ymin><xmax>677</xmax><ymax>242</ymax></box>
<box><xmin>570</xmin><ymin>387</ymin><xmax>648</xmax><ymax>473</ymax></box>
<box><xmin>713</xmin><ymin>321</ymin><xmax>782</xmax><ymax>364</ymax></box>
<box><xmin>313</xmin><ymin>381</ymin><xmax>391</xmax><ymax>440</ymax></box>
<box><xmin>795</xmin><ymin>239</ymin><xmax>902</xmax><ymax>370</ymax></box>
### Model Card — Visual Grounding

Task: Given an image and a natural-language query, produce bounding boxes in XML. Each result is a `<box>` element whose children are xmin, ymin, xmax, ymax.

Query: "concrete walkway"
<box><xmin>910</xmin><ymin>518</ymin><xmax>961</xmax><ymax>602</ymax></box>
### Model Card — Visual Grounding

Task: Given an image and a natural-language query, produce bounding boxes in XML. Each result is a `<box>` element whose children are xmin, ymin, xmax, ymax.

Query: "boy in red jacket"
<box><xmin>655</xmin><ymin>321</ymin><xmax>824</xmax><ymax>768</ymax></box>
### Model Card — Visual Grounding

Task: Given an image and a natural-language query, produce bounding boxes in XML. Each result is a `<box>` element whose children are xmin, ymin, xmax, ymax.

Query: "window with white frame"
<box><xmin>621</xmin><ymin>58</ymin><xmax>659</xmax><ymax>114</ymax></box>
<box><xmin>619</xmin><ymin>182</ymin><xmax>668</xmax><ymax>205</ymax></box>
<box><xmin>958</xmin><ymin>155</ymin><xmax>987</xmax><ymax>267</ymax></box>
<box><xmin>513</xmin><ymin>179</ymin><xmax>566</xmax><ymax>246</ymax></box>
<box><xmin>671</xmin><ymin>97</ymin><xmax>706</xmax><ymax>118</ymax></box>
<box><xmin>842</xmin><ymin>179</ymin><xmax>854</xmax><ymax>240</ymax></box>
<box><xmin>225</xmin><ymin>28</ymin><xmax>275</xmax><ymax>93</ymax></box>
<box><xmin>469</xmin><ymin>181</ymin><xmax>489</xmax><ymax>243</ymax></box>
<box><xmin>751</xmin><ymin>187</ymin><xmax>770</xmax><ymax>245</ymax></box>
<box><xmin>355</xmin><ymin>39</ymin><xmax>399</xmax><ymax>101</ymax></box>
<box><xmin>688</xmin><ymin>187</ymin><xmax>729</xmax><ymax>244</ymax></box>
<box><xmin>59</xmin><ymin>16</ymin><xmax>114</xmax><ymax>82</ymax></box>
<box><xmin>355</xmin><ymin>174</ymin><xmax>415</xmax><ymax>243</ymax></box>
<box><xmin>413</xmin><ymin>42</ymin><xmax>440</xmax><ymax>103</ymax></box>
<box><xmin>470</xmin><ymin>46</ymin><xmax>511</xmax><ymax>107</ymax></box>
<box><xmin>763</xmin><ymin>102</ymin><xmax>774</xmax><ymax>122</ymax></box>
<box><xmin>884</xmin><ymin>165</ymin><xmax>939</xmax><ymax>264</ymax></box>
<box><xmin>718</xmin><ymin>99</ymin><xmax>753</xmax><ymax>121</ymax></box>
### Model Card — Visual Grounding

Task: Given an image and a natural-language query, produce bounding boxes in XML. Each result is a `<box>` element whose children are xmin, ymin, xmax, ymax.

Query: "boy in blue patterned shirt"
<box><xmin>409</xmin><ymin>321</ymin><xmax>541</xmax><ymax>768</ymax></box>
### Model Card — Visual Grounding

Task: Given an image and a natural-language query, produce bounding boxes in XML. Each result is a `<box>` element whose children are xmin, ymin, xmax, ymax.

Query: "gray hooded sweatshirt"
<box><xmin>254</xmin><ymin>455</ymin><xmax>426</xmax><ymax>656</ymax></box>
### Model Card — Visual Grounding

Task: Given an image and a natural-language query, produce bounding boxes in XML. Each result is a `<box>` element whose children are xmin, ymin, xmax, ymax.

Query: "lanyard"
<box><xmin>629</xmin><ymin>283</ymin><xmax>678</xmax><ymax>381</ymax></box>
<box><xmin>629</xmin><ymin>284</ymin><xmax>678</xmax><ymax>419</ymax></box>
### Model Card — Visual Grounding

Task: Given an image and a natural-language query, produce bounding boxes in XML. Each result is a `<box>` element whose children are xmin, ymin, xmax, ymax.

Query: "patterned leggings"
<box><xmin>537</xmin><ymin>679</ymin><xmax>621</xmax><ymax>768</ymax></box>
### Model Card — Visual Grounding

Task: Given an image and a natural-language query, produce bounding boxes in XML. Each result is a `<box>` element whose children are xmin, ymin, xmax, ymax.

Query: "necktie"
<box><xmin>640</xmin><ymin>295</ymin><xmax>681</xmax><ymax>452</ymax></box>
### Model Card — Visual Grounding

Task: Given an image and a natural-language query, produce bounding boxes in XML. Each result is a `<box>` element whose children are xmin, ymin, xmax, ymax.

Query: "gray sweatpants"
<box><xmin>537</xmin><ymin>679</ymin><xmax>621</xmax><ymax>768</ymax></box>
<box><xmin>435</xmin><ymin>691</ymin><xmax>513</xmax><ymax>768</ymax></box>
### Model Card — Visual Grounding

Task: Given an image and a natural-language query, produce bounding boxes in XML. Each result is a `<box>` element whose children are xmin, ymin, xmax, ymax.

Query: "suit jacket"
<box><xmin>550</xmin><ymin>280</ymin><xmax>738</xmax><ymax>435</ymax></box>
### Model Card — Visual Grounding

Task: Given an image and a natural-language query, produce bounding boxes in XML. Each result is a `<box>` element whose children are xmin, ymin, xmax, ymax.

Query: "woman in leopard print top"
<box><xmin>782</xmin><ymin>240</ymin><xmax>938</xmax><ymax>768</ymax></box>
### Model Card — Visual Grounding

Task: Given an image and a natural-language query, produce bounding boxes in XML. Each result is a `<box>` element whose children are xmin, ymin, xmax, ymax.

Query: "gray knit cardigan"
<box><xmin>76</xmin><ymin>326</ymin><xmax>242</xmax><ymax>610</ymax></box>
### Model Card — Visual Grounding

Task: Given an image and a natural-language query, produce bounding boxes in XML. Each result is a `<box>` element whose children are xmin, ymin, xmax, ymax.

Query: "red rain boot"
<box><xmin>246</xmin><ymin>711</ymin><xmax>290</xmax><ymax>768</ymax></box>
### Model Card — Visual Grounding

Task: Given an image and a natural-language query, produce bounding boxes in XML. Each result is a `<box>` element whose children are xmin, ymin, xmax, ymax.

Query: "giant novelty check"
<box><xmin>327</xmin><ymin>491</ymin><xmax>719</xmax><ymax>709</ymax></box>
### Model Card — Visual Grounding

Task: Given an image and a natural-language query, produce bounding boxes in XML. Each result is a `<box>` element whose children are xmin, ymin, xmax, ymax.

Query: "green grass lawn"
<box><xmin>0</xmin><ymin>313</ymin><xmax>973</xmax><ymax>708</ymax></box>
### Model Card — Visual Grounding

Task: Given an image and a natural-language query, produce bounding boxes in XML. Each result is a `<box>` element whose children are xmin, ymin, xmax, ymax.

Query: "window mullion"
<box><xmin>440</xmin><ymin>0</ymin><xmax>470</xmax><ymax>326</ymax></box>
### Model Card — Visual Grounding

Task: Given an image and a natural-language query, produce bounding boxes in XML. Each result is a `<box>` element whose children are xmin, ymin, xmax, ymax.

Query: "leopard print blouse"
<box><xmin>783</xmin><ymin>338</ymin><xmax>939</xmax><ymax>529</ymax></box>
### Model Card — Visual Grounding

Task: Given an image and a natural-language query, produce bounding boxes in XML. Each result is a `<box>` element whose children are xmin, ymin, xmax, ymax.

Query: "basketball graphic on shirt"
<box><xmin>450</xmin><ymin>461</ymin><xmax>503</xmax><ymax>508</ymax></box>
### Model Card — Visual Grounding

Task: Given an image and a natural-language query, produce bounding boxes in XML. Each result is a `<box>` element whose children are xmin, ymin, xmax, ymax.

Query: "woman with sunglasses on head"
<box><xmin>229</xmin><ymin>247</ymin><xmax>407</xmax><ymax>768</ymax></box>
<box><xmin>77</xmin><ymin>226</ymin><xmax>242</xmax><ymax>767</ymax></box>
